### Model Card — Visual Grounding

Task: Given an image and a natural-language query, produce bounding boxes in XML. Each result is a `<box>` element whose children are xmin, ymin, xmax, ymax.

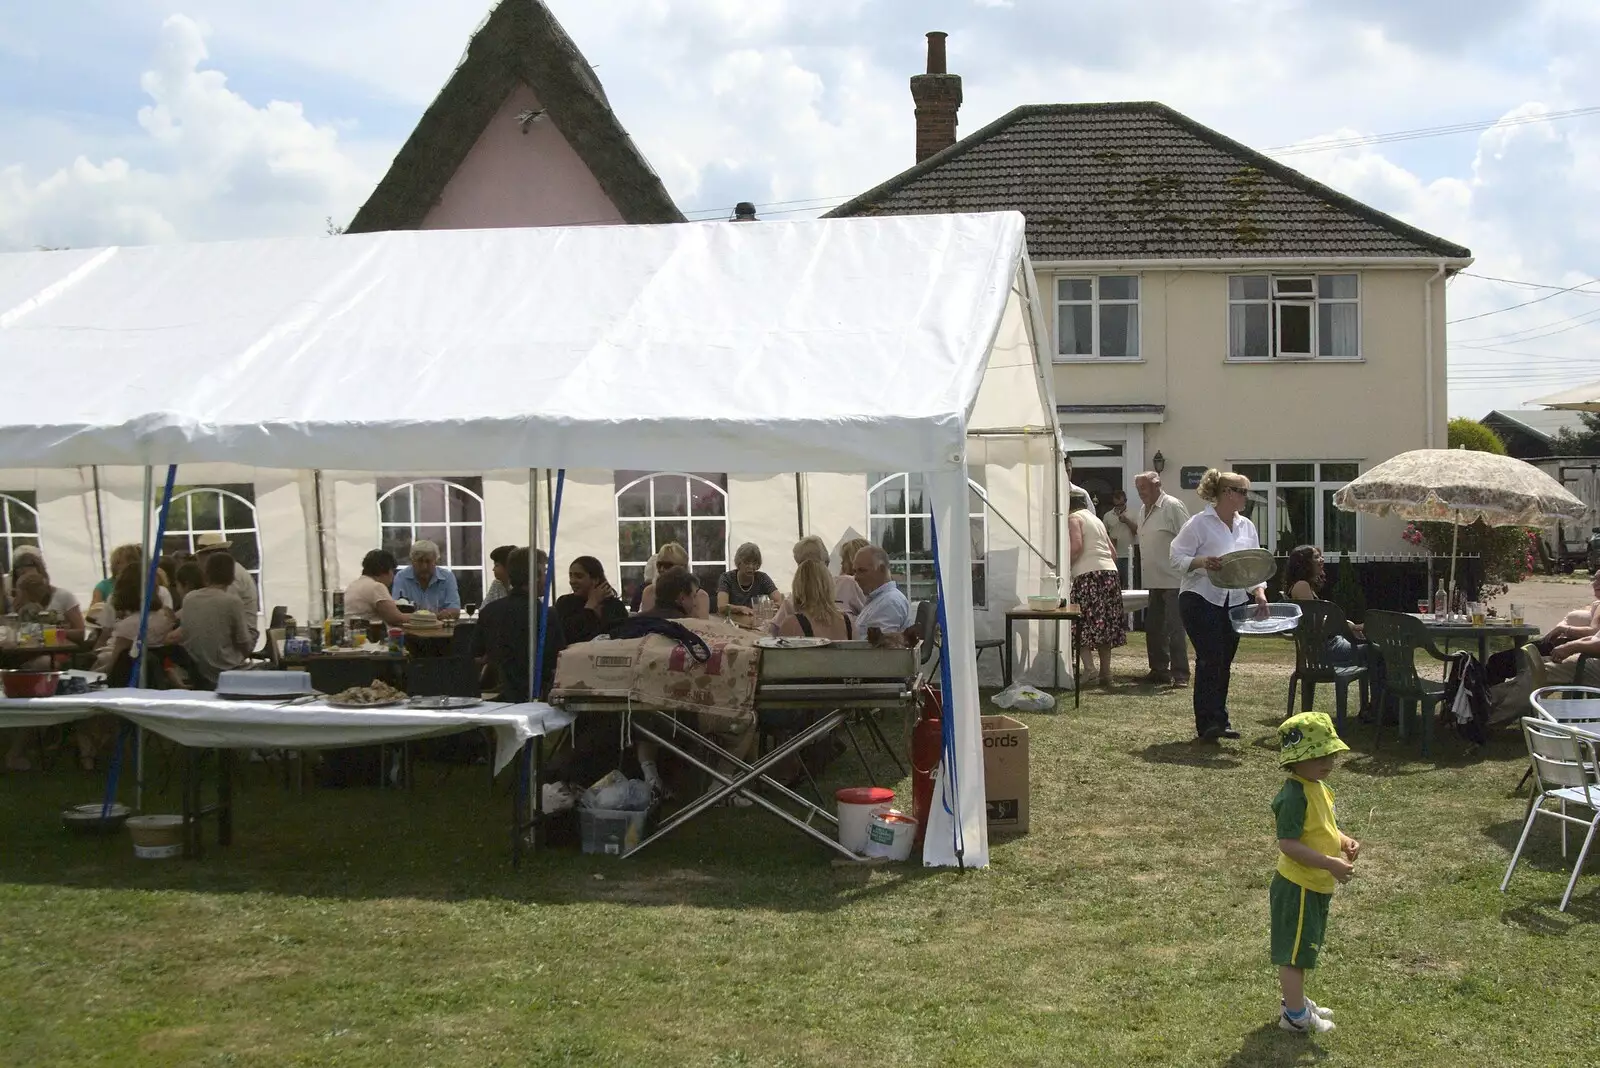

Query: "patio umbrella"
<box><xmin>1331</xmin><ymin>448</ymin><xmax>1587</xmax><ymax>603</ymax></box>
<box><xmin>1532</xmin><ymin>378</ymin><xmax>1600</xmax><ymax>412</ymax></box>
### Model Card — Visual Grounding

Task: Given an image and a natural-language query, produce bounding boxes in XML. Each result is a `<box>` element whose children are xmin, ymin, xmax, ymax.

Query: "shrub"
<box><xmin>1415</xmin><ymin>419</ymin><xmax>1532</xmax><ymax>586</ymax></box>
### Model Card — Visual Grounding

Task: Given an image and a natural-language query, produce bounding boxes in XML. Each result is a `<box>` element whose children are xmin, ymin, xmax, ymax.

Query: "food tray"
<box><xmin>1213</xmin><ymin>548</ymin><xmax>1277</xmax><ymax>590</ymax></box>
<box><xmin>325</xmin><ymin>697</ymin><xmax>408</xmax><ymax>709</ymax></box>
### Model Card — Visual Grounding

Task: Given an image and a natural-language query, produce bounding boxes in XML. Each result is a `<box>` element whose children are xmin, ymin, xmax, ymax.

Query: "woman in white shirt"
<box><xmin>1169</xmin><ymin>469</ymin><xmax>1270</xmax><ymax>743</ymax></box>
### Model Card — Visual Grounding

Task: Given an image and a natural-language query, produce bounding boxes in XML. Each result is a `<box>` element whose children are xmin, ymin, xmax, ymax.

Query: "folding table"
<box><xmin>553</xmin><ymin>641</ymin><xmax>919</xmax><ymax>860</ymax></box>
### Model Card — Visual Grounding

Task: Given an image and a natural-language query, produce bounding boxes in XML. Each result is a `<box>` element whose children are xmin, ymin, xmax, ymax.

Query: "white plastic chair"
<box><xmin>1501</xmin><ymin>717</ymin><xmax>1600</xmax><ymax>912</ymax></box>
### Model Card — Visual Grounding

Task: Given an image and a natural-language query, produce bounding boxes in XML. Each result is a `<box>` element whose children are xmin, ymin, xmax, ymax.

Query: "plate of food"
<box><xmin>325</xmin><ymin>679</ymin><xmax>409</xmax><ymax>708</ymax></box>
<box><xmin>756</xmin><ymin>636</ymin><xmax>833</xmax><ymax>649</ymax></box>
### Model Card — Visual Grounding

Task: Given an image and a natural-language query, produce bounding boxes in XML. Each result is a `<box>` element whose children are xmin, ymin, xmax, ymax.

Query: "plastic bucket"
<box><xmin>126</xmin><ymin>814</ymin><xmax>183</xmax><ymax>860</ymax></box>
<box><xmin>834</xmin><ymin>786</ymin><xmax>895</xmax><ymax>853</ymax></box>
<box><xmin>862</xmin><ymin>810</ymin><xmax>918</xmax><ymax>861</ymax></box>
<box><xmin>578</xmin><ymin>806</ymin><xmax>649</xmax><ymax>856</ymax></box>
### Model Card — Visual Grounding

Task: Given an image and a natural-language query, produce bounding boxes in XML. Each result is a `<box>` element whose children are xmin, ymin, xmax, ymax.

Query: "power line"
<box><xmin>1459</xmin><ymin>270</ymin><xmax>1600</xmax><ymax>291</ymax></box>
<box><xmin>1447</xmin><ymin>276</ymin><xmax>1600</xmax><ymax>325</ymax></box>
<box><xmin>1266</xmin><ymin>104</ymin><xmax>1600</xmax><ymax>157</ymax></box>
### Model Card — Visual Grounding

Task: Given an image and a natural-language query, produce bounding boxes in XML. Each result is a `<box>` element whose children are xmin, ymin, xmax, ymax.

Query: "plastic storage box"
<box><xmin>578</xmin><ymin>806</ymin><xmax>650</xmax><ymax>856</ymax></box>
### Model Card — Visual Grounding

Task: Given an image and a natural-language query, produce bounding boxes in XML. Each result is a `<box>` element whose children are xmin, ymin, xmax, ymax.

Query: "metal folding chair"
<box><xmin>1501</xmin><ymin>716</ymin><xmax>1600</xmax><ymax>912</ymax></box>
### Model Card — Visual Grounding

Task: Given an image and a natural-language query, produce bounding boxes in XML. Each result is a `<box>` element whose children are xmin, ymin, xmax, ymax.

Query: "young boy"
<box><xmin>1271</xmin><ymin>711</ymin><xmax>1360</xmax><ymax>1035</ymax></box>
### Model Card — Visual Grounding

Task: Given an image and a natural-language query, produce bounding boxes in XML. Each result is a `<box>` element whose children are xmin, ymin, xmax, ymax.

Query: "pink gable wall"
<box><xmin>421</xmin><ymin>84</ymin><xmax>626</xmax><ymax>230</ymax></box>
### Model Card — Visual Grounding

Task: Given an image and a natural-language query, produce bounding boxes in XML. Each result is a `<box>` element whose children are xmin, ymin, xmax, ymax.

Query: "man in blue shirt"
<box><xmin>391</xmin><ymin>539</ymin><xmax>462</xmax><ymax>619</ymax></box>
<box><xmin>852</xmin><ymin>544</ymin><xmax>915</xmax><ymax>635</ymax></box>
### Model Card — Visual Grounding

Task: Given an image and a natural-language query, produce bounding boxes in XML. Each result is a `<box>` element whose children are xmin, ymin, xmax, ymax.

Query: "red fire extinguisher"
<box><xmin>911</xmin><ymin>682</ymin><xmax>943</xmax><ymax>846</ymax></box>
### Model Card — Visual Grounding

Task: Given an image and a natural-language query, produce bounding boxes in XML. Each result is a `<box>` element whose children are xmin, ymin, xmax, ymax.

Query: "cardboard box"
<box><xmin>981</xmin><ymin>715</ymin><xmax>1030</xmax><ymax>834</ymax></box>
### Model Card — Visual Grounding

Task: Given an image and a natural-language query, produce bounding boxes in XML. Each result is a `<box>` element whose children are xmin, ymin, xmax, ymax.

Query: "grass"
<box><xmin>2</xmin><ymin>633</ymin><xmax>1598</xmax><ymax>1067</ymax></box>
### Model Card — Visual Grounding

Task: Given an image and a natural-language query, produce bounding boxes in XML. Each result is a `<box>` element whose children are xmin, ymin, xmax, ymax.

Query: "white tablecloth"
<box><xmin>0</xmin><ymin>689</ymin><xmax>573</xmax><ymax>773</ymax></box>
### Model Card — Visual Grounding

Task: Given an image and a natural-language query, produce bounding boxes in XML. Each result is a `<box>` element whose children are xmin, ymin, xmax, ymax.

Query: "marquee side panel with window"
<box><xmin>376</xmin><ymin>477</ymin><xmax>487</xmax><ymax>605</ymax></box>
<box><xmin>614</xmin><ymin>472</ymin><xmax>729</xmax><ymax>604</ymax></box>
<box><xmin>868</xmin><ymin>473</ymin><xmax>988</xmax><ymax>608</ymax></box>
<box><xmin>162</xmin><ymin>484</ymin><xmax>263</xmax><ymax>587</ymax></box>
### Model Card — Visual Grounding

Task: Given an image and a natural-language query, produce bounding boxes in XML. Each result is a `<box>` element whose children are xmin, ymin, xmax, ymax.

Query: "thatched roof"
<box><xmin>348</xmin><ymin>0</ymin><xmax>683</xmax><ymax>232</ymax></box>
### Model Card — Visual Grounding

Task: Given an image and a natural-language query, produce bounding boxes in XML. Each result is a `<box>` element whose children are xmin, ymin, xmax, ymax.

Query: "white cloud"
<box><xmin>0</xmin><ymin>14</ymin><xmax>378</xmax><ymax>251</ymax></box>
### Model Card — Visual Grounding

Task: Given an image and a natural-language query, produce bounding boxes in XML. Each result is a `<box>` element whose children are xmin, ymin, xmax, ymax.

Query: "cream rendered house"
<box><xmin>828</xmin><ymin>36</ymin><xmax>1474</xmax><ymax>559</ymax></box>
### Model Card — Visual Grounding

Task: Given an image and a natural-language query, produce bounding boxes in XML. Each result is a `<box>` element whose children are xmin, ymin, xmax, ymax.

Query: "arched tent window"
<box><xmin>0</xmin><ymin>491</ymin><xmax>41</xmax><ymax>568</ymax></box>
<box><xmin>376</xmin><ymin>477</ymin><xmax>486</xmax><ymax>605</ymax></box>
<box><xmin>867</xmin><ymin>473</ymin><xmax>988</xmax><ymax>608</ymax></box>
<box><xmin>161</xmin><ymin>484</ymin><xmax>261</xmax><ymax>586</ymax></box>
<box><xmin>614</xmin><ymin>472</ymin><xmax>728</xmax><ymax>604</ymax></box>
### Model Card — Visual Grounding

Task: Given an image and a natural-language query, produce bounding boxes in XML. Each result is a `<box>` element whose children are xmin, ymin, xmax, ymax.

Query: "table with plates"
<box><xmin>1409</xmin><ymin>614</ymin><xmax>1540</xmax><ymax>665</ymax></box>
<box><xmin>0</xmin><ymin>689</ymin><xmax>572</xmax><ymax>861</ymax></box>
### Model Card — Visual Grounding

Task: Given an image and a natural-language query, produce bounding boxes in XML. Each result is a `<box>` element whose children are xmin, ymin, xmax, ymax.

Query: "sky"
<box><xmin>2</xmin><ymin>0</ymin><xmax>1598</xmax><ymax>419</ymax></box>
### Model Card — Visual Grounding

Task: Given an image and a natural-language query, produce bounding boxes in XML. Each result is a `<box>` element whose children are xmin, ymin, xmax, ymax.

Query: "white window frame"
<box><xmin>1054</xmin><ymin>274</ymin><xmax>1141</xmax><ymax>361</ymax></box>
<box><xmin>0</xmin><ymin>492</ymin><xmax>41</xmax><ymax>568</ymax></box>
<box><xmin>162</xmin><ymin>486</ymin><xmax>263</xmax><ymax>591</ymax></box>
<box><xmin>375</xmin><ymin>478</ymin><xmax>487</xmax><ymax>604</ymax></box>
<box><xmin>1228</xmin><ymin>461</ymin><xmax>1361</xmax><ymax>555</ymax></box>
<box><xmin>1228</xmin><ymin>273</ymin><xmax>1361</xmax><ymax>361</ymax></box>
<box><xmin>613</xmin><ymin>472</ymin><xmax>729</xmax><ymax>601</ymax></box>
<box><xmin>867</xmin><ymin>473</ymin><xmax>988</xmax><ymax>609</ymax></box>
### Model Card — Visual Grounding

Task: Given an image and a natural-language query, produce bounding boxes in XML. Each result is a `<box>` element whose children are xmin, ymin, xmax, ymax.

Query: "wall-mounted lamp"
<box><xmin>1152</xmin><ymin>450</ymin><xmax>1166</xmax><ymax>474</ymax></box>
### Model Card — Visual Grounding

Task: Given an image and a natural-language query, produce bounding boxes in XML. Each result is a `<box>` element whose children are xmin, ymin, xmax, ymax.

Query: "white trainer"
<box><xmin>1282</xmin><ymin>997</ymin><xmax>1334</xmax><ymax>1019</ymax></box>
<box><xmin>1279</xmin><ymin>1008</ymin><xmax>1336</xmax><ymax>1034</ymax></box>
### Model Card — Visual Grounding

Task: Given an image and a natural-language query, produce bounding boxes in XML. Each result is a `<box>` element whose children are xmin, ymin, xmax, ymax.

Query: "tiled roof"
<box><xmin>1482</xmin><ymin>409</ymin><xmax>1588</xmax><ymax>442</ymax></box>
<box><xmin>826</xmin><ymin>103</ymin><xmax>1470</xmax><ymax>262</ymax></box>
<box><xmin>348</xmin><ymin>0</ymin><xmax>682</xmax><ymax>233</ymax></box>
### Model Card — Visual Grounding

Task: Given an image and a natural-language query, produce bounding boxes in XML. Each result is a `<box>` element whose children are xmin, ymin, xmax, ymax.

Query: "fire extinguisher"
<box><xmin>911</xmin><ymin>682</ymin><xmax>943</xmax><ymax>846</ymax></box>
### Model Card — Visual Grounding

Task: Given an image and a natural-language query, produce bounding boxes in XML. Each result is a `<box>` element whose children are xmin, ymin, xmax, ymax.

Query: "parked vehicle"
<box><xmin>1533</xmin><ymin>458</ymin><xmax>1600</xmax><ymax>571</ymax></box>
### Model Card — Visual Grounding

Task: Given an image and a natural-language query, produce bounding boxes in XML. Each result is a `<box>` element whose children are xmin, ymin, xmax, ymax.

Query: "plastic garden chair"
<box><xmin>1501</xmin><ymin>717</ymin><xmax>1600</xmax><ymax>912</ymax></box>
<box><xmin>1362</xmin><ymin>610</ymin><xmax>1450</xmax><ymax>757</ymax></box>
<box><xmin>1286</xmin><ymin>600</ymin><xmax>1369</xmax><ymax>731</ymax></box>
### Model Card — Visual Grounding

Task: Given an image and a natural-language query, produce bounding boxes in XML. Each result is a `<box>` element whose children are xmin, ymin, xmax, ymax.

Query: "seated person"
<box><xmin>484</xmin><ymin>544</ymin><xmax>517</xmax><ymax>605</ymax></box>
<box><xmin>193</xmin><ymin>534</ymin><xmax>259</xmax><ymax>646</ymax></box>
<box><xmin>92</xmin><ymin>564</ymin><xmax>179</xmax><ymax>672</ymax></box>
<box><xmin>556</xmin><ymin>555</ymin><xmax>628</xmax><ymax>644</ymax></box>
<box><xmin>851</xmin><ymin>544</ymin><xmax>915</xmax><ymax>635</ymax></box>
<box><xmin>90</xmin><ymin>544</ymin><xmax>142</xmax><ymax>608</ymax></box>
<box><xmin>834</xmin><ymin>536</ymin><xmax>869</xmax><ymax>616</ymax></box>
<box><xmin>638</xmin><ymin>566</ymin><xmax>701</xmax><ymax>621</ymax></box>
<box><xmin>172</xmin><ymin>562</ymin><xmax>206</xmax><ymax>607</ymax></box>
<box><xmin>716</xmin><ymin>541</ymin><xmax>780</xmax><ymax>620</ymax></box>
<box><xmin>11</xmin><ymin>567</ymin><xmax>87</xmax><ymax>640</ymax></box>
<box><xmin>391</xmin><ymin>539</ymin><xmax>461</xmax><ymax>620</ymax></box>
<box><xmin>472</xmin><ymin>548</ymin><xmax>567</xmax><ymax>702</ymax></box>
<box><xmin>638</xmin><ymin>541</ymin><xmax>710</xmax><ymax>619</ymax></box>
<box><xmin>170</xmin><ymin>552</ymin><xmax>253</xmax><ymax>686</ymax></box>
<box><xmin>777</xmin><ymin>560</ymin><xmax>854</xmax><ymax>640</ymax></box>
<box><xmin>1284</xmin><ymin>545</ymin><xmax>1368</xmax><ymax>662</ymax></box>
<box><xmin>344</xmin><ymin>549</ymin><xmax>408</xmax><ymax>629</ymax></box>
<box><xmin>1485</xmin><ymin>570</ymin><xmax>1600</xmax><ymax>684</ymax></box>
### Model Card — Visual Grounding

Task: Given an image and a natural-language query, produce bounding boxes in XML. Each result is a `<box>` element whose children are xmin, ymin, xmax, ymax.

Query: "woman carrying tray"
<box><xmin>1170</xmin><ymin>468</ymin><xmax>1270</xmax><ymax>743</ymax></box>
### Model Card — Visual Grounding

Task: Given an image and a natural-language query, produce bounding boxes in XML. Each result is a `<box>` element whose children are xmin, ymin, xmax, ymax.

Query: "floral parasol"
<box><xmin>1332</xmin><ymin>449</ymin><xmax>1586</xmax><ymax>526</ymax></box>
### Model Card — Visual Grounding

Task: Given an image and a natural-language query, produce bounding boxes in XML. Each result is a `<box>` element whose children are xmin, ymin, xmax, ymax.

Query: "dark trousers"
<box><xmin>1179</xmin><ymin>592</ymin><xmax>1239</xmax><ymax>736</ymax></box>
<box><xmin>1144</xmin><ymin>588</ymin><xmax>1190</xmax><ymax>681</ymax></box>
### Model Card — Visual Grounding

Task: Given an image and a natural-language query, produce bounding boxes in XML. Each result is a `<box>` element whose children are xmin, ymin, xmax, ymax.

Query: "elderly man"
<box><xmin>852</xmin><ymin>544</ymin><xmax>915</xmax><ymax>635</ymax></box>
<box><xmin>391</xmin><ymin>539</ymin><xmax>461</xmax><ymax>620</ymax></box>
<box><xmin>192</xmin><ymin>533</ymin><xmax>259</xmax><ymax>647</ymax></box>
<box><xmin>1134</xmin><ymin>471</ymin><xmax>1191</xmax><ymax>686</ymax></box>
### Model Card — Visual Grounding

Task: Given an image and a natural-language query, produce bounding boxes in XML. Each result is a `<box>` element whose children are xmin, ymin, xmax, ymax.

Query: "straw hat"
<box><xmin>192</xmin><ymin>533</ymin><xmax>233</xmax><ymax>554</ymax></box>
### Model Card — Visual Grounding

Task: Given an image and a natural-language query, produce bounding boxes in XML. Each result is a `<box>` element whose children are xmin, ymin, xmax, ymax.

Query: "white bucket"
<box><xmin>862</xmin><ymin>810</ymin><xmax>918</xmax><ymax>861</ymax></box>
<box><xmin>126</xmin><ymin>814</ymin><xmax>183</xmax><ymax>860</ymax></box>
<box><xmin>834</xmin><ymin>786</ymin><xmax>895</xmax><ymax>853</ymax></box>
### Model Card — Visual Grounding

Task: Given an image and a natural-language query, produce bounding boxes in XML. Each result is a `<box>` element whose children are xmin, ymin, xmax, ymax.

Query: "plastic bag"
<box><xmin>581</xmin><ymin>776</ymin><xmax>653</xmax><ymax>812</ymax></box>
<box><xmin>992</xmin><ymin>681</ymin><xmax>1056</xmax><ymax>712</ymax></box>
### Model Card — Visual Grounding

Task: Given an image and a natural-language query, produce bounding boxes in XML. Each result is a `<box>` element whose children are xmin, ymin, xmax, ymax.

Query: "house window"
<box><xmin>614</xmin><ymin>472</ymin><xmax>728</xmax><ymax>605</ymax></box>
<box><xmin>1056</xmin><ymin>275</ymin><xmax>1140</xmax><ymax>359</ymax></box>
<box><xmin>0</xmin><ymin>492</ymin><xmax>41</xmax><ymax>568</ymax></box>
<box><xmin>867</xmin><ymin>473</ymin><xmax>988</xmax><ymax>608</ymax></box>
<box><xmin>376</xmin><ymin>477</ymin><xmax>486</xmax><ymax>605</ymax></box>
<box><xmin>162</xmin><ymin>484</ymin><xmax>262</xmax><ymax>587</ymax></box>
<box><xmin>1228</xmin><ymin>274</ymin><xmax>1360</xmax><ymax>360</ymax></box>
<box><xmin>1230</xmin><ymin>462</ymin><xmax>1360</xmax><ymax>555</ymax></box>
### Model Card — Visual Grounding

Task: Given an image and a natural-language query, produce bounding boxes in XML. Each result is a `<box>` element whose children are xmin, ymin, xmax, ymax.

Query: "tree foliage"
<box><xmin>1447</xmin><ymin>416</ymin><xmax>1506</xmax><ymax>455</ymax></box>
<box><xmin>1550</xmin><ymin>411</ymin><xmax>1600</xmax><ymax>456</ymax></box>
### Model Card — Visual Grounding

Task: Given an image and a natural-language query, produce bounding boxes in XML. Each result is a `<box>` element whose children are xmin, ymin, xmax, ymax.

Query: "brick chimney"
<box><xmin>910</xmin><ymin>31</ymin><xmax>961</xmax><ymax>163</ymax></box>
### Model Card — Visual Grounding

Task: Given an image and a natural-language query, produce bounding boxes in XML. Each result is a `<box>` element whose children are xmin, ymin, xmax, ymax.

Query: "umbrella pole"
<box><xmin>1448</xmin><ymin>510</ymin><xmax>1459</xmax><ymax>613</ymax></box>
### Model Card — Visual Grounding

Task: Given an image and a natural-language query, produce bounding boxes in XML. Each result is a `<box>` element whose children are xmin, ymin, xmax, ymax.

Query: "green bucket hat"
<box><xmin>1278</xmin><ymin>711</ymin><xmax>1349</xmax><ymax>768</ymax></box>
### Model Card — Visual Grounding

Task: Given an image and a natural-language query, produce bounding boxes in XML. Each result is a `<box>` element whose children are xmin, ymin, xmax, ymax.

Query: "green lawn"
<box><xmin>2</xmin><ymin>638</ymin><xmax>1596</xmax><ymax>1067</ymax></box>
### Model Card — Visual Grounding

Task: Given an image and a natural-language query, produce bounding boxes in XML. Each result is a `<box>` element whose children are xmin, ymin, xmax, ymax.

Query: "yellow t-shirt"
<box><xmin>1273</xmin><ymin>775</ymin><xmax>1341</xmax><ymax>894</ymax></box>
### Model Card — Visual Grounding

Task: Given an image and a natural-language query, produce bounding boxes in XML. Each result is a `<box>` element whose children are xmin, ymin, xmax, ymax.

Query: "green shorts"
<box><xmin>1270</xmin><ymin>873</ymin><xmax>1331</xmax><ymax>969</ymax></box>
